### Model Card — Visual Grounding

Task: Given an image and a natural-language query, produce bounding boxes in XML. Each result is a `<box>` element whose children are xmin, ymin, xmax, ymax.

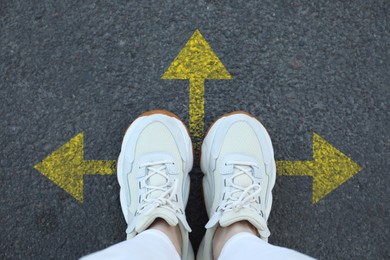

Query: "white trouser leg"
<box><xmin>218</xmin><ymin>232</ymin><xmax>315</xmax><ymax>260</ymax></box>
<box><xmin>80</xmin><ymin>229</ymin><xmax>180</xmax><ymax>260</ymax></box>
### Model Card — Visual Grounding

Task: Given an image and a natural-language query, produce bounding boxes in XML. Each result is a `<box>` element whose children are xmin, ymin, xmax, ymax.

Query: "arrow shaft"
<box><xmin>276</xmin><ymin>160</ymin><xmax>314</xmax><ymax>177</ymax></box>
<box><xmin>189</xmin><ymin>78</ymin><xmax>205</xmax><ymax>146</ymax></box>
<box><xmin>84</xmin><ymin>160</ymin><xmax>116</xmax><ymax>175</ymax></box>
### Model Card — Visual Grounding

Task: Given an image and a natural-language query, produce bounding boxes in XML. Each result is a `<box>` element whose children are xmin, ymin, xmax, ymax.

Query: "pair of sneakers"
<box><xmin>117</xmin><ymin>110</ymin><xmax>276</xmax><ymax>260</ymax></box>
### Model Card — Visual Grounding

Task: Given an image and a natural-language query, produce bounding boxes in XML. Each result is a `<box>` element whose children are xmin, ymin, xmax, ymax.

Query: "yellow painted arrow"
<box><xmin>276</xmin><ymin>133</ymin><xmax>362</xmax><ymax>204</ymax></box>
<box><xmin>34</xmin><ymin>132</ymin><xmax>116</xmax><ymax>202</ymax></box>
<box><xmin>162</xmin><ymin>29</ymin><xmax>232</xmax><ymax>149</ymax></box>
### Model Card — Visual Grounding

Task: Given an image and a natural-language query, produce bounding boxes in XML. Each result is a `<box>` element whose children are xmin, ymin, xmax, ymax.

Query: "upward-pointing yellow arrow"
<box><xmin>162</xmin><ymin>29</ymin><xmax>232</xmax><ymax>149</ymax></box>
<box><xmin>277</xmin><ymin>133</ymin><xmax>362</xmax><ymax>203</ymax></box>
<box><xmin>34</xmin><ymin>132</ymin><xmax>116</xmax><ymax>202</ymax></box>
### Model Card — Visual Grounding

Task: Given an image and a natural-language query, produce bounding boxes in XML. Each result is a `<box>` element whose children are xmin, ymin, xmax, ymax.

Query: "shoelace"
<box><xmin>136</xmin><ymin>160</ymin><xmax>180</xmax><ymax>216</ymax></box>
<box><xmin>206</xmin><ymin>161</ymin><xmax>270</xmax><ymax>237</ymax></box>
<box><xmin>219</xmin><ymin>161</ymin><xmax>261</xmax><ymax>213</ymax></box>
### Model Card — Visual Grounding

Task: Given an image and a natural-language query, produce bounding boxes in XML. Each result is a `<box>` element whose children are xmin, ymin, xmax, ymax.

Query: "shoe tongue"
<box><xmin>218</xmin><ymin>165</ymin><xmax>270</xmax><ymax>238</ymax></box>
<box><xmin>146</xmin><ymin>165</ymin><xmax>168</xmax><ymax>198</ymax></box>
<box><xmin>134</xmin><ymin>165</ymin><xmax>183</xmax><ymax>233</ymax></box>
<box><xmin>231</xmin><ymin>165</ymin><xmax>253</xmax><ymax>198</ymax></box>
<box><xmin>135</xmin><ymin>207</ymin><xmax>178</xmax><ymax>233</ymax></box>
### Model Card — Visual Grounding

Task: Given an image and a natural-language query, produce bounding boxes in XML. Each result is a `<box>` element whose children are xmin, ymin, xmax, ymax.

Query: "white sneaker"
<box><xmin>117</xmin><ymin>110</ymin><xmax>194</xmax><ymax>260</ymax></box>
<box><xmin>197</xmin><ymin>112</ymin><xmax>276</xmax><ymax>260</ymax></box>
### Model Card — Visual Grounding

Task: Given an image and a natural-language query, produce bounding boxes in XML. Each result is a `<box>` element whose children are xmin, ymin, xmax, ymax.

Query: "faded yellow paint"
<box><xmin>34</xmin><ymin>132</ymin><xmax>116</xmax><ymax>202</ymax></box>
<box><xmin>162</xmin><ymin>29</ymin><xmax>231</xmax><ymax>80</ymax></box>
<box><xmin>34</xmin><ymin>31</ymin><xmax>361</xmax><ymax>206</ymax></box>
<box><xmin>189</xmin><ymin>78</ymin><xmax>205</xmax><ymax>141</ymax></box>
<box><xmin>162</xmin><ymin>29</ymin><xmax>231</xmax><ymax>148</ymax></box>
<box><xmin>277</xmin><ymin>133</ymin><xmax>362</xmax><ymax>204</ymax></box>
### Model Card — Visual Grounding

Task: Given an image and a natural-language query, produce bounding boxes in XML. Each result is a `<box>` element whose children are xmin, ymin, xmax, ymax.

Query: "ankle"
<box><xmin>212</xmin><ymin>221</ymin><xmax>257</xmax><ymax>259</ymax></box>
<box><xmin>148</xmin><ymin>218</ymin><xmax>182</xmax><ymax>256</ymax></box>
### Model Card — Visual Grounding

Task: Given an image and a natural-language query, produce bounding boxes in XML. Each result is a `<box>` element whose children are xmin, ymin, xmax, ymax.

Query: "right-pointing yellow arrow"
<box><xmin>162</xmin><ymin>29</ymin><xmax>232</xmax><ymax>149</ymax></box>
<box><xmin>277</xmin><ymin>133</ymin><xmax>362</xmax><ymax>204</ymax></box>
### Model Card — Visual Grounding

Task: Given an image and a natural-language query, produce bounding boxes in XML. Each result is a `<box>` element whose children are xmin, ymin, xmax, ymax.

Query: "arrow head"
<box><xmin>311</xmin><ymin>133</ymin><xmax>362</xmax><ymax>203</ymax></box>
<box><xmin>162</xmin><ymin>29</ymin><xmax>232</xmax><ymax>80</ymax></box>
<box><xmin>34</xmin><ymin>132</ymin><xmax>86</xmax><ymax>202</ymax></box>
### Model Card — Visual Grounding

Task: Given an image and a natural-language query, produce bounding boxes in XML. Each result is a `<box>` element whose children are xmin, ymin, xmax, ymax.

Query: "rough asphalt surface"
<box><xmin>1</xmin><ymin>0</ymin><xmax>389</xmax><ymax>259</ymax></box>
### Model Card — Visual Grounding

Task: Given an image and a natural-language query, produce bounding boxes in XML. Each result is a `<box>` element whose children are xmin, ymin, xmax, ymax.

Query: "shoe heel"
<box><xmin>185</xmin><ymin>242</ymin><xmax>194</xmax><ymax>260</ymax></box>
<box><xmin>196</xmin><ymin>235</ymin><xmax>214</xmax><ymax>260</ymax></box>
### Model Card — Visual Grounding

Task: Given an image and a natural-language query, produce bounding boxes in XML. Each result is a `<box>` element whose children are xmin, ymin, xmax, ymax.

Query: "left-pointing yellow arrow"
<box><xmin>34</xmin><ymin>132</ymin><xmax>116</xmax><ymax>202</ymax></box>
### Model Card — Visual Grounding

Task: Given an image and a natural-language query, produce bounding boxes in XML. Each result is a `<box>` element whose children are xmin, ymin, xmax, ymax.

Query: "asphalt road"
<box><xmin>1</xmin><ymin>0</ymin><xmax>389</xmax><ymax>259</ymax></box>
